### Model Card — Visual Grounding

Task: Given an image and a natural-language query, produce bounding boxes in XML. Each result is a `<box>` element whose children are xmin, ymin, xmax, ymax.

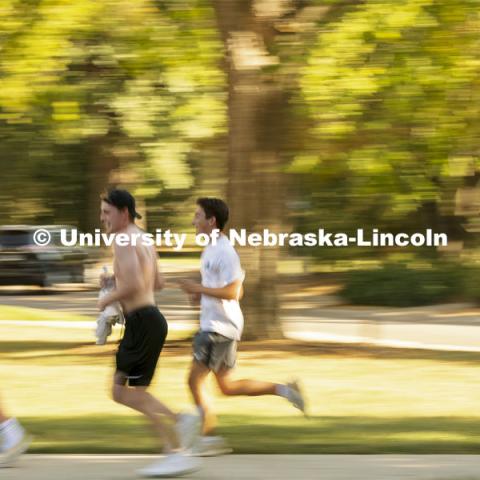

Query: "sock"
<box><xmin>275</xmin><ymin>384</ymin><xmax>290</xmax><ymax>399</ymax></box>
<box><xmin>196</xmin><ymin>406</ymin><xmax>205</xmax><ymax>420</ymax></box>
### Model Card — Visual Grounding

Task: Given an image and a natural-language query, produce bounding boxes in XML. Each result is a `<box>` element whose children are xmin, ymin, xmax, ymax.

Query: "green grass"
<box><xmin>0</xmin><ymin>305</ymin><xmax>92</xmax><ymax>322</ymax></box>
<box><xmin>1</xmin><ymin>315</ymin><xmax>480</xmax><ymax>453</ymax></box>
<box><xmin>23</xmin><ymin>415</ymin><xmax>480</xmax><ymax>454</ymax></box>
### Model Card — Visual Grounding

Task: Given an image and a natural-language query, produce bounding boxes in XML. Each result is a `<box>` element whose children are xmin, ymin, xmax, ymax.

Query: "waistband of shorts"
<box><xmin>198</xmin><ymin>330</ymin><xmax>235</xmax><ymax>341</ymax></box>
<box><xmin>125</xmin><ymin>304</ymin><xmax>160</xmax><ymax>321</ymax></box>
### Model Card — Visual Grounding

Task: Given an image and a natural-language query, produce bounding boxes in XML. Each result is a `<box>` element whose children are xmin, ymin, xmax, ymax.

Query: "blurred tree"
<box><xmin>2</xmin><ymin>0</ymin><xmax>478</xmax><ymax>335</ymax></box>
<box><xmin>293</xmin><ymin>0</ymin><xmax>480</xmax><ymax>255</ymax></box>
<box><xmin>213</xmin><ymin>0</ymin><xmax>288</xmax><ymax>339</ymax></box>
<box><xmin>0</xmin><ymin>0</ymin><xmax>226</xmax><ymax>228</ymax></box>
<box><xmin>213</xmin><ymin>0</ymin><xmax>350</xmax><ymax>338</ymax></box>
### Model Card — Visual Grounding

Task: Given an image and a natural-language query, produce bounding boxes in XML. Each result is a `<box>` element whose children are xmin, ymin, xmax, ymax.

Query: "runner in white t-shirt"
<box><xmin>180</xmin><ymin>198</ymin><xmax>306</xmax><ymax>456</ymax></box>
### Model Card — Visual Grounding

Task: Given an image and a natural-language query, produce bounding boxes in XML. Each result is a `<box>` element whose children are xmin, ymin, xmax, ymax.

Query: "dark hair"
<box><xmin>101</xmin><ymin>188</ymin><xmax>142</xmax><ymax>221</ymax></box>
<box><xmin>196</xmin><ymin>197</ymin><xmax>229</xmax><ymax>231</ymax></box>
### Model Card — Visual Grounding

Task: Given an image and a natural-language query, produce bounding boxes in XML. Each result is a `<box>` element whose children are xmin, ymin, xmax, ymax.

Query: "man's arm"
<box><xmin>97</xmin><ymin>244</ymin><xmax>142</xmax><ymax>310</ymax></box>
<box><xmin>153</xmin><ymin>248</ymin><xmax>166</xmax><ymax>291</ymax></box>
<box><xmin>180</xmin><ymin>278</ymin><xmax>243</xmax><ymax>301</ymax></box>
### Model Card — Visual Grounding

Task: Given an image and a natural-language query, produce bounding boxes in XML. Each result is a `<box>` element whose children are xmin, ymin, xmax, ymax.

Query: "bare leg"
<box><xmin>188</xmin><ymin>361</ymin><xmax>216</xmax><ymax>435</ymax></box>
<box><xmin>0</xmin><ymin>402</ymin><xmax>8</xmax><ymax>424</ymax></box>
<box><xmin>112</xmin><ymin>377</ymin><xmax>179</xmax><ymax>453</ymax></box>
<box><xmin>214</xmin><ymin>368</ymin><xmax>278</xmax><ymax>396</ymax></box>
<box><xmin>138</xmin><ymin>390</ymin><xmax>176</xmax><ymax>418</ymax></box>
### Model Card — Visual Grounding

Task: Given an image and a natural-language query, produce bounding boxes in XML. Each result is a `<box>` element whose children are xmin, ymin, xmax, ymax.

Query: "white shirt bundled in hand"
<box><xmin>95</xmin><ymin>268</ymin><xmax>124</xmax><ymax>345</ymax></box>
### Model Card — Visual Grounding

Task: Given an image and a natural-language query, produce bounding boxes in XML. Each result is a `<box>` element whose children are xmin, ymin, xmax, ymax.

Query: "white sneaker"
<box><xmin>0</xmin><ymin>433</ymin><xmax>31</xmax><ymax>468</ymax></box>
<box><xmin>286</xmin><ymin>380</ymin><xmax>308</xmax><ymax>417</ymax></box>
<box><xmin>176</xmin><ymin>413</ymin><xmax>201</xmax><ymax>451</ymax></box>
<box><xmin>138</xmin><ymin>453</ymin><xmax>201</xmax><ymax>478</ymax></box>
<box><xmin>190</xmin><ymin>435</ymin><xmax>232</xmax><ymax>457</ymax></box>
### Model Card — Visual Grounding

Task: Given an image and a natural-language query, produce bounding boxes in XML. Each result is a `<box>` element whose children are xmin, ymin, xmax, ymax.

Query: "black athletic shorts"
<box><xmin>115</xmin><ymin>305</ymin><xmax>168</xmax><ymax>387</ymax></box>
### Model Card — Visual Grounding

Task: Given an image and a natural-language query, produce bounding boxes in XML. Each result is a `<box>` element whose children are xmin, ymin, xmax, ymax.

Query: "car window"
<box><xmin>0</xmin><ymin>230</ymin><xmax>33</xmax><ymax>247</ymax></box>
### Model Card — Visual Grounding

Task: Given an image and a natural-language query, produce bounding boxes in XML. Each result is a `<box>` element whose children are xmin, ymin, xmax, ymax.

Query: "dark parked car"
<box><xmin>0</xmin><ymin>225</ymin><xmax>89</xmax><ymax>287</ymax></box>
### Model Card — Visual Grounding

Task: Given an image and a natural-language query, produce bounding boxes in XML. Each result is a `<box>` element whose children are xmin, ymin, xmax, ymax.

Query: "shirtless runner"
<box><xmin>99</xmin><ymin>188</ymin><xmax>200</xmax><ymax>477</ymax></box>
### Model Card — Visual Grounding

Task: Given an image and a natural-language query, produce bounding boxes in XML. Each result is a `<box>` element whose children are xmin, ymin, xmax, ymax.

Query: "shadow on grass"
<box><xmin>3</xmin><ymin>338</ymin><xmax>480</xmax><ymax>367</ymax></box>
<box><xmin>0</xmin><ymin>340</ymin><xmax>191</xmax><ymax>361</ymax></box>
<box><xmin>234</xmin><ymin>341</ymin><xmax>480</xmax><ymax>367</ymax></box>
<box><xmin>20</xmin><ymin>415</ymin><xmax>480</xmax><ymax>454</ymax></box>
<box><xmin>0</xmin><ymin>341</ymin><xmax>90</xmax><ymax>354</ymax></box>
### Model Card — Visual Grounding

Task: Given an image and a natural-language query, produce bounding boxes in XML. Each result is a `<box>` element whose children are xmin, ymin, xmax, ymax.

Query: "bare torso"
<box><xmin>113</xmin><ymin>224</ymin><xmax>157</xmax><ymax>314</ymax></box>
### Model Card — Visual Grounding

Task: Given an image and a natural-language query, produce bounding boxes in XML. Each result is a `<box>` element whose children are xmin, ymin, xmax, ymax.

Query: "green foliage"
<box><xmin>294</xmin><ymin>0</ymin><xmax>480</xmax><ymax>242</ymax></box>
<box><xmin>0</xmin><ymin>0</ymin><xmax>226</xmax><ymax>225</ymax></box>
<box><xmin>462</xmin><ymin>266</ymin><xmax>480</xmax><ymax>304</ymax></box>
<box><xmin>340</xmin><ymin>260</ymin><xmax>477</xmax><ymax>306</ymax></box>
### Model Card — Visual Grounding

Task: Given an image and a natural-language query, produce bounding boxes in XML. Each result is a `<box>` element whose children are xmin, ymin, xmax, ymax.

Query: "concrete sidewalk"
<box><xmin>2</xmin><ymin>455</ymin><xmax>480</xmax><ymax>480</ymax></box>
<box><xmin>3</xmin><ymin>281</ymin><xmax>480</xmax><ymax>351</ymax></box>
<box><xmin>283</xmin><ymin>302</ymin><xmax>480</xmax><ymax>352</ymax></box>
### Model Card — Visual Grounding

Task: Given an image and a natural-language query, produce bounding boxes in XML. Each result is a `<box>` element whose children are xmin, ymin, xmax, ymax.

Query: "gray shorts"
<box><xmin>193</xmin><ymin>331</ymin><xmax>237</xmax><ymax>372</ymax></box>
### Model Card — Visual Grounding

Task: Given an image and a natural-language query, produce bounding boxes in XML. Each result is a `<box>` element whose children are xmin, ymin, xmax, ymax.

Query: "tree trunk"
<box><xmin>214</xmin><ymin>0</ymin><xmax>286</xmax><ymax>339</ymax></box>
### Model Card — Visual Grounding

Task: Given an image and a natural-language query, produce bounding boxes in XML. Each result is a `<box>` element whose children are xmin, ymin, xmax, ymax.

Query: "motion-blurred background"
<box><xmin>1</xmin><ymin>0</ymin><xmax>480</xmax><ymax>455</ymax></box>
<box><xmin>2</xmin><ymin>0</ymin><xmax>480</xmax><ymax>319</ymax></box>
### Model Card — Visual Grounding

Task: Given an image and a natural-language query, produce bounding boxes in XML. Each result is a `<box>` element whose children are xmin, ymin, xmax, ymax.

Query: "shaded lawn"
<box><xmin>1</xmin><ymin>319</ymin><xmax>480</xmax><ymax>453</ymax></box>
<box><xmin>0</xmin><ymin>305</ymin><xmax>92</xmax><ymax>322</ymax></box>
<box><xmin>21</xmin><ymin>415</ymin><xmax>480</xmax><ymax>454</ymax></box>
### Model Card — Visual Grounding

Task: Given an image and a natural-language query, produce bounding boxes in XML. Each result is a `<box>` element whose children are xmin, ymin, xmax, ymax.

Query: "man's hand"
<box><xmin>188</xmin><ymin>292</ymin><xmax>201</xmax><ymax>306</ymax></box>
<box><xmin>179</xmin><ymin>279</ymin><xmax>202</xmax><ymax>295</ymax></box>
<box><xmin>99</xmin><ymin>273</ymin><xmax>114</xmax><ymax>289</ymax></box>
<box><xmin>97</xmin><ymin>295</ymin><xmax>112</xmax><ymax>312</ymax></box>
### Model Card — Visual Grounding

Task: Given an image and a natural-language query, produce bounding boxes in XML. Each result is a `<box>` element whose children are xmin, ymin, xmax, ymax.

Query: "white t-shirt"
<box><xmin>200</xmin><ymin>234</ymin><xmax>244</xmax><ymax>340</ymax></box>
